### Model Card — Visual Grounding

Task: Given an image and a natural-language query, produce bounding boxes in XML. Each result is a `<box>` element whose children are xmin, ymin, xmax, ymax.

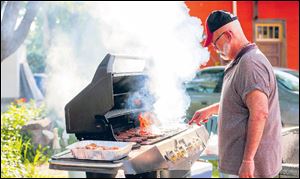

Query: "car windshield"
<box><xmin>185</xmin><ymin>69</ymin><xmax>224</xmax><ymax>93</ymax></box>
<box><xmin>275</xmin><ymin>70</ymin><xmax>299</xmax><ymax>92</ymax></box>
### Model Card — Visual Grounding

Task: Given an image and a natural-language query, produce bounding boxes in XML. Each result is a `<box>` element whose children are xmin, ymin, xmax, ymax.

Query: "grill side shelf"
<box><xmin>49</xmin><ymin>159</ymin><xmax>123</xmax><ymax>174</ymax></box>
<box><xmin>49</xmin><ymin>148</ymin><xmax>126</xmax><ymax>174</ymax></box>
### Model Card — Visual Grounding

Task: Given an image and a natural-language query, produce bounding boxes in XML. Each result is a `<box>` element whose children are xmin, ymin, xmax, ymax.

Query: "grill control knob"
<box><xmin>165</xmin><ymin>150</ymin><xmax>177</xmax><ymax>162</ymax></box>
<box><xmin>178</xmin><ymin>146</ymin><xmax>188</xmax><ymax>158</ymax></box>
<box><xmin>192</xmin><ymin>137</ymin><xmax>201</xmax><ymax>149</ymax></box>
<box><xmin>187</xmin><ymin>142</ymin><xmax>193</xmax><ymax>151</ymax></box>
<box><xmin>174</xmin><ymin>149</ymin><xmax>182</xmax><ymax>159</ymax></box>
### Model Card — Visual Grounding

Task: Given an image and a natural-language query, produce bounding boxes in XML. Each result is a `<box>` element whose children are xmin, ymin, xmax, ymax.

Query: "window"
<box><xmin>186</xmin><ymin>69</ymin><xmax>224</xmax><ymax>94</ymax></box>
<box><xmin>256</xmin><ymin>23</ymin><xmax>282</xmax><ymax>42</ymax></box>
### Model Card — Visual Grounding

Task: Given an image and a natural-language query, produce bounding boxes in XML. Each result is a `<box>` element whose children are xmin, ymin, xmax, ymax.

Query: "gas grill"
<box><xmin>49</xmin><ymin>54</ymin><xmax>209</xmax><ymax>178</ymax></box>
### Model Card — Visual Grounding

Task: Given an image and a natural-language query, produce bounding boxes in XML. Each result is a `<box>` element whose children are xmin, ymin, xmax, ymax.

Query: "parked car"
<box><xmin>185</xmin><ymin>66</ymin><xmax>299</xmax><ymax>127</ymax></box>
<box><xmin>275</xmin><ymin>67</ymin><xmax>299</xmax><ymax>78</ymax></box>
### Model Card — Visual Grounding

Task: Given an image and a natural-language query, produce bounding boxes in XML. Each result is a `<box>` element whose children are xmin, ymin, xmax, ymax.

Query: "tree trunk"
<box><xmin>1</xmin><ymin>1</ymin><xmax>40</xmax><ymax>63</ymax></box>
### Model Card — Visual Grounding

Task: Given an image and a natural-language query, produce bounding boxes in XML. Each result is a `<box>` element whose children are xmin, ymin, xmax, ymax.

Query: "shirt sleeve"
<box><xmin>236</xmin><ymin>55</ymin><xmax>272</xmax><ymax>104</ymax></box>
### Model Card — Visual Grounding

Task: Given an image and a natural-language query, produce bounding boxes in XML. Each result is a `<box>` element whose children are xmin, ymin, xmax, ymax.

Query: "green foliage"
<box><xmin>67</xmin><ymin>134</ymin><xmax>78</xmax><ymax>146</ymax></box>
<box><xmin>21</xmin><ymin>135</ymin><xmax>51</xmax><ymax>165</ymax></box>
<box><xmin>1</xmin><ymin>100</ymin><xmax>50</xmax><ymax>178</ymax></box>
<box><xmin>26</xmin><ymin>8</ymin><xmax>46</xmax><ymax>74</ymax></box>
<box><xmin>23</xmin><ymin>144</ymin><xmax>51</xmax><ymax>178</ymax></box>
<box><xmin>209</xmin><ymin>160</ymin><xmax>220</xmax><ymax>178</ymax></box>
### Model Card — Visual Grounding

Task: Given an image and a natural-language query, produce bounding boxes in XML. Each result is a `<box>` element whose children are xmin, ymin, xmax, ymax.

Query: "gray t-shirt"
<box><xmin>218</xmin><ymin>44</ymin><xmax>282</xmax><ymax>178</ymax></box>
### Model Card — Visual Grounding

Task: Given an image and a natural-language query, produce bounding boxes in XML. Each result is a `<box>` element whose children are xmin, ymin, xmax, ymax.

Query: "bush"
<box><xmin>209</xmin><ymin>160</ymin><xmax>220</xmax><ymax>178</ymax></box>
<box><xmin>1</xmin><ymin>99</ymin><xmax>50</xmax><ymax>178</ymax></box>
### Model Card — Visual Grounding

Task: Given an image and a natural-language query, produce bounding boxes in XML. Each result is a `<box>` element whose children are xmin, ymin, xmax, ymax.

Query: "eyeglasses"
<box><xmin>212</xmin><ymin>31</ymin><xmax>226</xmax><ymax>51</ymax></box>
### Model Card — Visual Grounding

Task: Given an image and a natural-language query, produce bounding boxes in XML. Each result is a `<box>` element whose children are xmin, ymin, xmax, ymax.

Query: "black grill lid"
<box><xmin>65</xmin><ymin>54</ymin><xmax>150</xmax><ymax>134</ymax></box>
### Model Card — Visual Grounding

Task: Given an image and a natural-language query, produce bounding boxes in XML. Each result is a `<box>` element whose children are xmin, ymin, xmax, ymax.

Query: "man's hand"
<box><xmin>188</xmin><ymin>103</ymin><xmax>219</xmax><ymax>126</ymax></box>
<box><xmin>188</xmin><ymin>109</ymin><xmax>210</xmax><ymax>126</ymax></box>
<box><xmin>238</xmin><ymin>160</ymin><xmax>255</xmax><ymax>178</ymax></box>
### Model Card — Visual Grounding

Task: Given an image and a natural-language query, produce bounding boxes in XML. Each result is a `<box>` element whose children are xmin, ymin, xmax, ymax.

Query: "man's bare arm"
<box><xmin>239</xmin><ymin>90</ymin><xmax>269</xmax><ymax>177</ymax></box>
<box><xmin>188</xmin><ymin>102</ymin><xmax>219</xmax><ymax>125</ymax></box>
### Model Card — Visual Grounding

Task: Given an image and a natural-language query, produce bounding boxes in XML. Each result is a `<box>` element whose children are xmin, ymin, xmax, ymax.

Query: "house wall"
<box><xmin>186</xmin><ymin>1</ymin><xmax>299</xmax><ymax>70</ymax></box>
<box><xmin>1</xmin><ymin>46</ymin><xmax>26</xmax><ymax>99</ymax></box>
<box><xmin>257</xmin><ymin>1</ymin><xmax>299</xmax><ymax>70</ymax></box>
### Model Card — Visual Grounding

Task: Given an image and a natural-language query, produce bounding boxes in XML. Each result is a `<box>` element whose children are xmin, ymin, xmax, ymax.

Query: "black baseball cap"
<box><xmin>203</xmin><ymin>10</ymin><xmax>238</xmax><ymax>47</ymax></box>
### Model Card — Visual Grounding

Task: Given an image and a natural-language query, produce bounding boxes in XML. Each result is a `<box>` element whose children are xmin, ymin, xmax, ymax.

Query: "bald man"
<box><xmin>189</xmin><ymin>10</ymin><xmax>282</xmax><ymax>178</ymax></box>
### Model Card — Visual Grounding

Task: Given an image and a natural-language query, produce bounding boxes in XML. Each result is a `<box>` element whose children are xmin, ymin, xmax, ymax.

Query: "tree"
<box><xmin>1</xmin><ymin>1</ymin><xmax>40</xmax><ymax>63</ymax></box>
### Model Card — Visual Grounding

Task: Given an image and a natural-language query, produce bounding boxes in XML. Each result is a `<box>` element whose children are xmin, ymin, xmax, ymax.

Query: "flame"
<box><xmin>138</xmin><ymin>112</ymin><xmax>156</xmax><ymax>135</ymax></box>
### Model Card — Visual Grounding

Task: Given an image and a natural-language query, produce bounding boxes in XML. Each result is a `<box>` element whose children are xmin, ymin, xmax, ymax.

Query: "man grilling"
<box><xmin>188</xmin><ymin>10</ymin><xmax>282</xmax><ymax>178</ymax></box>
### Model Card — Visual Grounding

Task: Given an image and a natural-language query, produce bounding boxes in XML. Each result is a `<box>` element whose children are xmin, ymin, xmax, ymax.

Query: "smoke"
<box><xmin>87</xmin><ymin>2</ymin><xmax>209</xmax><ymax>126</ymax></box>
<box><xmin>45</xmin><ymin>2</ymin><xmax>209</xmax><ymax>130</ymax></box>
<box><xmin>46</xmin><ymin>33</ymin><xmax>87</xmax><ymax>124</ymax></box>
<box><xmin>44</xmin><ymin>6</ymin><xmax>107</xmax><ymax>129</ymax></box>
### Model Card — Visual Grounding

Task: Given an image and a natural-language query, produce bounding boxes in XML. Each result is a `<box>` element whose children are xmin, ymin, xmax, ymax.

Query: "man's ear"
<box><xmin>225</xmin><ymin>30</ymin><xmax>233</xmax><ymax>42</ymax></box>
